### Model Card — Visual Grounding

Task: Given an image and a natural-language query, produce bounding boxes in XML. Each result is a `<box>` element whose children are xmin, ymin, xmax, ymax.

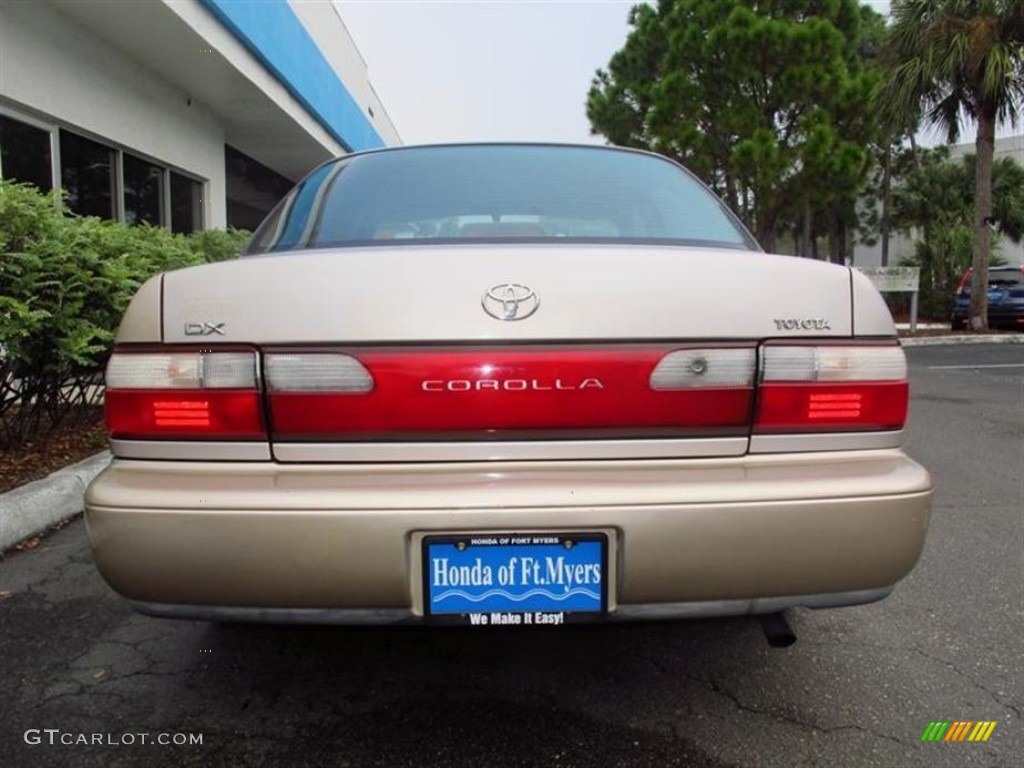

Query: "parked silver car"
<box><xmin>85</xmin><ymin>144</ymin><xmax>932</xmax><ymax>633</ymax></box>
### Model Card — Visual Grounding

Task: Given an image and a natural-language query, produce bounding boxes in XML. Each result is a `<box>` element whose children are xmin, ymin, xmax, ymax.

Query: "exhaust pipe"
<box><xmin>759</xmin><ymin>612</ymin><xmax>796</xmax><ymax>648</ymax></box>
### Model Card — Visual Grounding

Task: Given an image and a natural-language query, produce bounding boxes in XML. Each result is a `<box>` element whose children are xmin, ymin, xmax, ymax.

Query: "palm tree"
<box><xmin>878</xmin><ymin>0</ymin><xmax>1023</xmax><ymax>330</ymax></box>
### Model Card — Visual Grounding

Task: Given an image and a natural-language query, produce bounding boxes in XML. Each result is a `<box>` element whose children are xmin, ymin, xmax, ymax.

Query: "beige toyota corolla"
<box><xmin>85</xmin><ymin>144</ymin><xmax>932</xmax><ymax>636</ymax></box>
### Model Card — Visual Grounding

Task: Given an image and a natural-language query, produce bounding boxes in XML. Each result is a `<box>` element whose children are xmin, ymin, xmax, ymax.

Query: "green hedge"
<box><xmin>0</xmin><ymin>179</ymin><xmax>250</xmax><ymax>444</ymax></box>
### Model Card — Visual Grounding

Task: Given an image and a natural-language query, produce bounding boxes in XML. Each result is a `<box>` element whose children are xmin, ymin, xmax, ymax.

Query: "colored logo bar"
<box><xmin>921</xmin><ymin>721</ymin><xmax>997</xmax><ymax>742</ymax></box>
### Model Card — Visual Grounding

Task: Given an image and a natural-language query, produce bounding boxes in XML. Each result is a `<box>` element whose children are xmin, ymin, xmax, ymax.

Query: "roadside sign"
<box><xmin>857</xmin><ymin>267</ymin><xmax>920</xmax><ymax>293</ymax></box>
<box><xmin>856</xmin><ymin>267</ymin><xmax>921</xmax><ymax>332</ymax></box>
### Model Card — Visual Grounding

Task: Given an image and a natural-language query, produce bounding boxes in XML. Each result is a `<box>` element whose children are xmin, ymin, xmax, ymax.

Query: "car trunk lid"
<box><xmin>162</xmin><ymin>244</ymin><xmax>852</xmax><ymax>343</ymax></box>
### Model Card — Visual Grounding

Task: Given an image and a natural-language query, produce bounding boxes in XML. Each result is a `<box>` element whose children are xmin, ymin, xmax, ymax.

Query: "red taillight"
<box><xmin>265</xmin><ymin>346</ymin><xmax>756</xmax><ymax>439</ymax></box>
<box><xmin>104</xmin><ymin>342</ymin><xmax>907</xmax><ymax>444</ymax></box>
<box><xmin>105</xmin><ymin>390</ymin><xmax>265</xmax><ymax>439</ymax></box>
<box><xmin>755</xmin><ymin>382</ymin><xmax>908</xmax><ymax>431</ymax></box>
<box><xmin>104</xmin><ymin>349</ymin><xmax>265</xmax><ymax>440</ymax></box>
<box><xmin>152</xmin><ymin>399</ymin><xmax>210</xmax><ymax>427</ymax></box>
<box><xmin>956</xmin><ymin>269</ymin><xmax>972</xmax><ymax>294</ymax></box>
<box><xmin>754</xmin><ymin>343</ymin><xmax>908</xmax><ymax>433</ymax></box>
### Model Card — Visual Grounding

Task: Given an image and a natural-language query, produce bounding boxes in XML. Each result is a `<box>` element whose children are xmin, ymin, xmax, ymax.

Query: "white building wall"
<box><xmin>290</xmin><ymin>1</ymin><xmax>401</xmax><ymax>146</ymax></box>
<box><xmin>855</xmin><ymin>134</ymin><xmax>1024</xmax><ymax>268</ymax></box>
<box><xmin>159</xmin><ymin>0</ymin><xmax>348</xmax><ymax>166</ymax></box>
<box><xmin>0</xmin><ymin>0</ymin><xmax>229</xmax><ymax>227</ymax></box>
<box><xmin>948</xmin><ymin>135</ymin><xmax>1024</xmax><ymax>266</ymax></box>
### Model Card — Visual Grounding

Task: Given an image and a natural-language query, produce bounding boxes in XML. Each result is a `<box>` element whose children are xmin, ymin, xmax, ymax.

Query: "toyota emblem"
<box><xmin>482</xmin><ymin>284</ymin><xmax>540</xmax><ymax>321</ymax></box>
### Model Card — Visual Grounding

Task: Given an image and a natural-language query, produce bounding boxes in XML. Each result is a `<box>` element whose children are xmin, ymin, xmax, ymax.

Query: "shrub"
<box><xmin>0</xmin><ymin>179</ymin><xmax>250</xmax><ymax>445</ymax></box>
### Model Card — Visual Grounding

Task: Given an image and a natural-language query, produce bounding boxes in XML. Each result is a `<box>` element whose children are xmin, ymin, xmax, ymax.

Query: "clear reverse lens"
<box><xmin>201</xmin><ymin>353</ymin><xmax>258</xmax><ymax>387</ymax></box>
<box><xmin>650</xmin><ymin>348</ymin><xmax>756</xmax><ymax>389</ymax></box>
<box><xmin>106</xmin><ymin>352</ymin><xmax>256</xmax><ymax>389</ymax></box>
<box><xmin>265</xmin><ymin>354</ymin><xmax>374</xmax><ymax>393</ymax></box>
<box><xmin>761</xmin><ymin>346</ymin><xmax>906</xmax><ymax>382</ymax></box>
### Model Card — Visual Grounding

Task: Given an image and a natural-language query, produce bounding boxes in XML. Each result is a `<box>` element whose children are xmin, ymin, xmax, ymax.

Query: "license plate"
<box><xmin>423</xmin><ymin>533</ymin><xmax>607</xmax><ymax>625</ymax></box>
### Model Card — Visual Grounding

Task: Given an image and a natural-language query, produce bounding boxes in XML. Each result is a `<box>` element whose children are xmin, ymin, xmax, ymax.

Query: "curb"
<box><xmin>900</xmin><ymin>334</ymin><xmax>1024</xmax><ymax>347</ymax></box>
<box><xmin>0</xmin><ymin>451</ymin><xmax>110</xmax><ymax>552</ymax></box>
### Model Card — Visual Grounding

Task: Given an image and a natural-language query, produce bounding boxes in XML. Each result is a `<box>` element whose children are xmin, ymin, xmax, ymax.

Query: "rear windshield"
<box><xmin>246</xmin><ymin>145</ymin><xmax>757</xmax><ymax>254</ymax></box>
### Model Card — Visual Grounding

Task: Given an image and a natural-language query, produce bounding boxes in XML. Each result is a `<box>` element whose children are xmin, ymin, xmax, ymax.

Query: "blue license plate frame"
<box><xmin>422</xmin><ymin>533</ymin><xmax>608</xmax><ymax>625</ymax></box>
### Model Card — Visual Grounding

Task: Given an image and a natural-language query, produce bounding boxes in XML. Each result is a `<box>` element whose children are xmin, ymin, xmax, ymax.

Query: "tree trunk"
<box><xmin>969</xmin><ymin>109</ymin><xmax>996</xmax><ymax>331</ymax></box>
<box><xmin>880</xmin><ymin>142</ymin><xmax>891</xmax><ymax>267</ymax></box>
<box><xmin>803</xmin><ymin>199</ymin><xmax>812</xmax><ymax>258</ymax></box>
<box><xmin>909</xmin><ymin>133</ymin><xmax>920</xmax><ymax>170</ymax></box>
<box><xmin>724</xmin><ymin>172</ymin><xmax>739</xmax><ymax>216</ymax></box>
<box><xmin>757</xmin><ymin>209</ymin><xmax>776</xmax><ymax>253</ymax></box>
<box><xmin>828</xmin><ymin>211</ymin><xmax>841</xmax><ymax>264</ymax></box>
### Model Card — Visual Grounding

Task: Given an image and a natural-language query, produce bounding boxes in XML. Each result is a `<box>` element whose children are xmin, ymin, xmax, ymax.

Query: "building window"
<box><xmin>170</xmin><ymin>172</ymin><xmax>202</xmax><ymax>234</ymax></box>
<box><xmin>0</xmin><ymin>114</ymin><xmax>53</xmax><ymax>192</ymax></box>
<box><xmin>60</xmin><ymin>129</ymin><xmax>116</xmax><ymax>220</ymax></box>
<box><xmin>225</xmin><ymin>145</ymin><xmax>294</xmax><ymax>230</ymax></box>
<box><xmin>2</xmin><ymin>108</ymin><xmax>206</xmax><ymax>230</ymax></box>
<box><xmin>123</xmin><ymin>153</ymin><xmax>164</xmax><ymax>227</ymax></box>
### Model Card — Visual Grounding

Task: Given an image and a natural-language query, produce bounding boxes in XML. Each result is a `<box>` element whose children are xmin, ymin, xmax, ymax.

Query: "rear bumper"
<box><xmin>84</xmin><ymin>450</ymin><xmax>932</xmax><ymax>621</ymax></box>
<box><xmin>127</xmin><ymin>588</ymin><xmax>893</xmax><ymax>624</ymax></box>
<box><xmin>952</xmin><ymin>307</ymin><xmax>1024</xmax><ymax>327</ymax></box>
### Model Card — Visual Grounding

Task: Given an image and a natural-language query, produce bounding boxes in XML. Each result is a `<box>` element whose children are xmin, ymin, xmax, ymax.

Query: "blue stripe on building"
<box><xmin>199</xmin><ymin>0</ymin><xmax>384</xmax><ymax>153</ymax></box>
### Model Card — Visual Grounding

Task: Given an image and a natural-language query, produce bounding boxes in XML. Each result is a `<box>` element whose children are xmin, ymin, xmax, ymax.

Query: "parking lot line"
<box><xmin>927</xmin><ymin>363</ymin><xmax>1024</xmax><ymax>370</ymax></box>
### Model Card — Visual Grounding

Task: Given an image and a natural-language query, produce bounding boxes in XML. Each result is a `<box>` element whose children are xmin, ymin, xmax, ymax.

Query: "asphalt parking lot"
<box><xmin>1</xmin><ymin>343</ymin><xmax>1021</xmax><ymax>768</ymax></box>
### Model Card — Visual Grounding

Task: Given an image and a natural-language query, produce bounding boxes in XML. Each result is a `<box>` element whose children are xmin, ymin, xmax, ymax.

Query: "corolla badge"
<box><xmin>482</xmin><ymin>284</ymin><xmax>540</xmax><ymax>321</ymax></box>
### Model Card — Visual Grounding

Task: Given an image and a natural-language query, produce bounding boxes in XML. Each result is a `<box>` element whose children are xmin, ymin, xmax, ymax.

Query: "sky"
<box><xmin>333</xmin><ymin>0</ymin><xmax>1019</xmax><ymax>149</ymax></box>
<box><xmin>334</xmin><ymin>0</ymin><xmax>639</xmax><ymax>145</ymax></box>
